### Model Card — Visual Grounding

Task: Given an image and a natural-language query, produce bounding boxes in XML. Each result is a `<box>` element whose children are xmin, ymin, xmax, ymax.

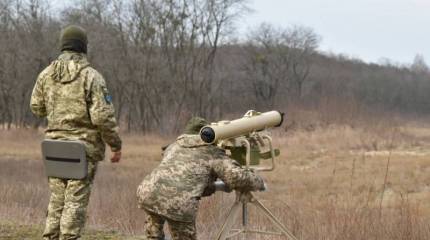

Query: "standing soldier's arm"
<box><xmin>88</xmin><ymin>74</ymin><xmax>122</xmax><ymax>158</ymax></box>
<box><xmin>30</xmin><ymin>72</ymin><xmax>47</xmax><ymax>118</ymax></box>
<box><xmin>210</xmin><ymin>148</ymin><xmax>265</xmax><ymax>192</ymax></box>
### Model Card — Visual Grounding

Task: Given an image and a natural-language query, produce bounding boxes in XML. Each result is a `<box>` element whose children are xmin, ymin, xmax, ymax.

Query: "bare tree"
<box><xmin>1</xmin><ymin>0</ymin><xmax>430</xmax><ymax>132</ymax></box>
<box><xmin>284</xmin><ymin>25</ymin><xmax>319</xmax><ymax>99</ymax></box>
<box><xmin>411</xmin><ymin>54</ymin><xmax>429</xmax><ymax>74</ymax></box>
<box><xmin>243</xmin><ymin>23</ymin><xmax>319</xmax><ymax>108</ymax></box>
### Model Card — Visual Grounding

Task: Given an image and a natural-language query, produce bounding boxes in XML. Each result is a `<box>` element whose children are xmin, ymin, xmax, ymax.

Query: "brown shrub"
<box><xmin>1</xmin><ymin>125</ymin><xmax>430</xmax><ymax>239</ymax></box>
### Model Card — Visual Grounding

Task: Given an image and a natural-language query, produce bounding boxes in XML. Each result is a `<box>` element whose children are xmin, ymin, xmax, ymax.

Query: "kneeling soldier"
<box><xmin>137</xmin><ymin>117</ymin><xmax>265</xmax><ymax>240</ymax></box>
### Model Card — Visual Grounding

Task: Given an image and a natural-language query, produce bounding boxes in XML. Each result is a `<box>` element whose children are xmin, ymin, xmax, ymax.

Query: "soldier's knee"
<box><xmin>64</xmin><ymin>183</ymin><xmax>92</xmax><ymax>204</ymax></box>
<box><xmin>144</xmin><ymin>221</ymin><xmax>165</xmax><ymax>239</ymax></box>
<box><xmin>143</xmin><ymin>213</ymin><xmax>166</xmax><ymax>239</ymax></box>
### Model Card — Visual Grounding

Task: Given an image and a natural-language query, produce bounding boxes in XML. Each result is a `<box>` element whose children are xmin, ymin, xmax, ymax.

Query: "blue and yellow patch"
<box><xmin>104</xmin><ymin>94</ymin><xmax>113</xmax><ymax>104</ymax></box>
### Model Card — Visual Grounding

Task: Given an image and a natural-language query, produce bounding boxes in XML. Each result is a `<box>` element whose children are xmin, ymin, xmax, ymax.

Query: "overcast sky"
<box><xmin>239</xmin><ymin>0</ymin><xmax>430</xmax><ymax>64</ymax></box>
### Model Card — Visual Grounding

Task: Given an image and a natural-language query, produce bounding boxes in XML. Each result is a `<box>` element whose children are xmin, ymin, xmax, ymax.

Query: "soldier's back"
<box><xmin>137</xmin><ymin>134</ymin><xmax>219</xmax><ymax>222</ymax></box>
<box><xmin>32</xmin><ymin>51</ymin><xmax>107</xmax><ymax>161</ymax></box>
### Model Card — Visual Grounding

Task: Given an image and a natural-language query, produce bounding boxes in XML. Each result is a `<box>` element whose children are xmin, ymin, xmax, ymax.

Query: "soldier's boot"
<box><xmin>167</xmin><ymin>219</ymin><xmax>196</xmax><ymax>240</ymax></box>
<box><xmin>142</xmin><ymin>211</ymin><xmax>166</xmax><ymax>240</ymax></box>
<box><xmin>43</xmin><ymin>178</ymin><xmax>67</xmax><ymax>240</ymax></box>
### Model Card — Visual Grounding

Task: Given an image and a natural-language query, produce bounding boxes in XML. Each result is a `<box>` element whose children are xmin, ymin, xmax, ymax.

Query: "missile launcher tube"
<box><xmin>200</xmin><ymin>111</ymin><xmax>283</xmax><ymax>144</ymax></box>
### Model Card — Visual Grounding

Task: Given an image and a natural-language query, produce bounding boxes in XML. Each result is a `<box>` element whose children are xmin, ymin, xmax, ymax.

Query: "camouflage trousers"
<box><xmin>43</xmin><ymin>161</ymin><xmax>98</xmax><ymax>240</ymax></box>
<box><xmin>143</xmin><ymin>210</ymin><xmax>196</xmax><ymax>240</ymax></box>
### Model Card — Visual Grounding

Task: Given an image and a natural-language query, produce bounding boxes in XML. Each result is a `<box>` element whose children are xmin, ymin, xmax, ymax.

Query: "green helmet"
<box><xmin>60</xmin><ymin>25</ymin><xmax>88</xmax><ymax>53</ymax></box>
<box><xmin>184</xmin><ymin>117</ymin><xmax>208</xmax><ymax>135</ymax></box>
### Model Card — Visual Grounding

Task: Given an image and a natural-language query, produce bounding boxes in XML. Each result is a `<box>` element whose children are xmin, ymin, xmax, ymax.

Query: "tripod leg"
<box><xmin>215</xmin><ymin>201</ymin><xmax>242</xmax><ymax>240</ymax></box>
<box><xmin>251</xmin><ymin>198</ymin><xmax>299</xmax><ymax>240</ymax></box>
<box><xmin>242</xmin><ymin>202</ymin><xmax>248</xmax><ymax>226</ymax></box>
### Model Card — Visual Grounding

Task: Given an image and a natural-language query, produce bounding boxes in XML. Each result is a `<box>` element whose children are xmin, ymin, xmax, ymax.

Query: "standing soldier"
<box><xmin>137</xmin><ymin>117</ymin><xmax>265</xmax><ymax>240</ymax></box>
<box><xmin>30</xmin><ymin>25</ymin><xmax>122</xmax><ymax>240</ymax></box>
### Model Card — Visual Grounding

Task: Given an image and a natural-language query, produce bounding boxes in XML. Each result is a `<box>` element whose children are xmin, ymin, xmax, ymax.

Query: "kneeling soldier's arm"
<box><xmin>210</xmin><ymin>149</ymin><xmax>264</xmax><ymax>192</ymax></box>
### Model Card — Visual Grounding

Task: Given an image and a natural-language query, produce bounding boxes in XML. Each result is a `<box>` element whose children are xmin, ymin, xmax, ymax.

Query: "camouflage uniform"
<box><xmin>137</xmin><ymin>134</ymin><xmax>264</xmax><ymax>240</ymax></box>
<box><xmin>30</xmin><ymin>51</ymin><xmax>122</xmax><ymax>240</ymax></box>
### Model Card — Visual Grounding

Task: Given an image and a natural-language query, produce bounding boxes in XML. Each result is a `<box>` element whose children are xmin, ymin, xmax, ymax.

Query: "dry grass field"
<box><xmin>1</xmin><ymin>119</ymin><xmax>430</xmax><ymax>239</ymax></box>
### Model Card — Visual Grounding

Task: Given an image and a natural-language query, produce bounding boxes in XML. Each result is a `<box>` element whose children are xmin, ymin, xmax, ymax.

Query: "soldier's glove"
<box><xmin>214</xmin><ymin>180</ymin><xmax>232</xmax><ymax>193</ymax></box>
<box><xmin>111</xmin><ymin>151</ymin><xmax>121</xmax><ymax>163</ymax></box>
<box><xmin>260</xmin><ymin>182</ymin><xmax>268</xmax><ymax>192</ymax></box>
<box><xmin>202</xmin><ymin>184</ymin><xmax>216</xmax><ymax>197</ymax></box>
<box><xmin>255</xmin><ymin>175</ymin><xmax>266</xmax><ymax>192</ymax></box>
<box><xmin>202</xmin><ymin>180</ymin><xmax>232</xmax><ymax>197</ymax></box>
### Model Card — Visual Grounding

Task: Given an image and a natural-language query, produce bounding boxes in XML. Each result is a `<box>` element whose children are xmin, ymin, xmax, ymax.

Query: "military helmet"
<box><xmin>60</xmin><ymin>25</ymin><xmax>88</xmax><ymax>54</ymax></box>
<box><xmin>184</xmin><ymin>117</ymin><xmax>208</xmax><ymax>135</ymax></box>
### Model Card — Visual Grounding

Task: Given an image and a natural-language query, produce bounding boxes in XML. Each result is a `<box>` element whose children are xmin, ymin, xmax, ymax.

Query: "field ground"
<box><xmin>2</xmin><ymin>119</ymin><xmax>430</xmax><ymax>239</ymax></box>
<box><xmin>0</xmin><ymin>222</ymin><xmax>142</xmax><ymax>240</ymax></box>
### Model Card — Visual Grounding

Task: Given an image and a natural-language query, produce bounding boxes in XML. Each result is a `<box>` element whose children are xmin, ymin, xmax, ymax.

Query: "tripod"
<box><xmin>215</xmin><ymin>191</ymin><xmax>298</xmax><ymax>240</ymax></box>
<box><xmin>213</xmin><ymin>131</ymin><xmax>298</xmax><ymax>239</ymax></box>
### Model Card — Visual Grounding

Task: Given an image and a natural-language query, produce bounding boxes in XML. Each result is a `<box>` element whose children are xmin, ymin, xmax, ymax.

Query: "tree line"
<box><xmin>0</xmin><ymin>0</ymin><xmax>429</xmax><ymax>132</ymax></box>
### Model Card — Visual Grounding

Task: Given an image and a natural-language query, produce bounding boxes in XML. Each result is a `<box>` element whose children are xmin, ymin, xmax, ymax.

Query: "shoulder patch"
<box><xmin>104</xmin><ymin>94</ymin><xmax>113</xmax><ymax>104</ymax></box>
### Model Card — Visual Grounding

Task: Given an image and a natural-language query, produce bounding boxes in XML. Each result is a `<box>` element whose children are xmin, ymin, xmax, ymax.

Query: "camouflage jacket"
<box><xmin>136</xmin><ymin>134</ymin><xmax>264</xmax><ymax>222</ymax></box>
<box><xmin>30</xmin><ymin>51</ymin><xmax>122</xmax><ymax>161</ymax></box>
